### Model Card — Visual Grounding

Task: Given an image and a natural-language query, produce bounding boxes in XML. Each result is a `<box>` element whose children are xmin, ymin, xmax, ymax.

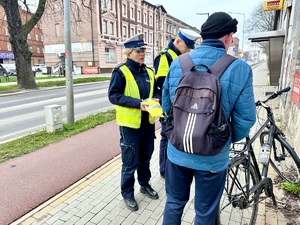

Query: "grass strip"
<box><xmin>0</xmin><ymin>109</ymin><xmax>116</xmax><ymax>163</ymax></box>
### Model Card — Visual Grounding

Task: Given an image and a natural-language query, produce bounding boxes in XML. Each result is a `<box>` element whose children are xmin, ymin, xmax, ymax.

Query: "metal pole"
<box><xmin>64</xmin><ymin>0</ymin><xmax>74</xmax><ymax>125</ymax></box>
<box><xmin>90</xmin><ymin>3</ymin><xmax>95</xmax><ymax>66</ymax></box>
<box><xmin>196</xmin><ymin>13</ymin><xmax>210</xmax><ymax>18</ymax></box>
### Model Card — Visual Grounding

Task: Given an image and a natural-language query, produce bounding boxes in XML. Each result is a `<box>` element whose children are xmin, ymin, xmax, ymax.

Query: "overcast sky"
<box><xmin>148</xmin><ymin>0</ymin><xmax>264</xmax><ymax>50</ymax></box>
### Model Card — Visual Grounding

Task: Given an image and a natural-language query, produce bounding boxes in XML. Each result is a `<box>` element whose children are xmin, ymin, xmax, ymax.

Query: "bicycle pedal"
<box><xmin>276</xmin><ymin>201</ymin><xmax>286</xmax><ymax>209</ymax></box>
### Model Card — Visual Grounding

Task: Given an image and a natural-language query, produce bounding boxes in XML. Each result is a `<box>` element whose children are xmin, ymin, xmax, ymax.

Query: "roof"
<box><xmin>248</xmin><ymin>30</ymin><xmax>285</xmax><ymax>42</ymax></box>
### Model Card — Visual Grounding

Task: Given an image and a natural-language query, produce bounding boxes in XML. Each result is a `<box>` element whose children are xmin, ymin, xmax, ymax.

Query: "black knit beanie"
<box><xmin>200</xmin><ymin>12</ymin><xmax>238</xmax><ymax>39</ymax></box>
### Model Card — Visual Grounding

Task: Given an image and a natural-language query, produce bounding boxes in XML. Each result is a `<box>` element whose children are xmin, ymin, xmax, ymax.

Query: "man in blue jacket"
<box><xmin>161</xmin><ymin>12</ymin><xmax>256</xmax><ymax>225</ymax></box>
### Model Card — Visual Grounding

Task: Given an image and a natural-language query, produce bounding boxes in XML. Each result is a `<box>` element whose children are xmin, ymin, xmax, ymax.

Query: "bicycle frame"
<box><xmin>219</xmin><ymin>87</ymin><xmax>296</xmax><ymax>225</ymax></box>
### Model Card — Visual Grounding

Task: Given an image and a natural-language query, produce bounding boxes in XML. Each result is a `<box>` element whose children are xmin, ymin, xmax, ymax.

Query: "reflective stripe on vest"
<box><xmin>155</xmin><ymin>49</ymin><xmax>178</xmax><ymax>80</ymax></box>
<box><xmin>115</xmin><ymin>65</ymin><xmax>155</xmax><ymax>128</ymax></box>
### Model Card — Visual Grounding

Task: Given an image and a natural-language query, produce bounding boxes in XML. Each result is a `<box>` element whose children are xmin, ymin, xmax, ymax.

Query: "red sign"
<box><xmin>292</xmin><ymin>73</ymin><xmax>300</xmax><ymax>106</ymax></box>
<box><xmin>264</xmin><ymin>0</ymin><xmax>283</xmax><ymax>11</ymax></box>
<box><xmin>82</xmin><ymin>67</ymin><xmax>99</xmax><ymax>74</ymax></box>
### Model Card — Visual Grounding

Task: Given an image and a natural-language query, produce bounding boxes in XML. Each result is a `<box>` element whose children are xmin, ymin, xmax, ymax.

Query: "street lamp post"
<box><xmin>228</xmin><ymin>12</ymin><xmax>245</xmax><ymax>55</ymax></box>
<box><xmin>196</xmin><ymin>13</ymin><xmax>210</xmax><ymax>41</ymax></box>
<box><xmin>196</xmin><ymin>13</ymin><xmax>210</xmax><ymax>18</ymax></box>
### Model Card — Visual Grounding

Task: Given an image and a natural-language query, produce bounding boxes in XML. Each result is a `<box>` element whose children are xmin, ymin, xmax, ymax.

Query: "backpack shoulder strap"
<box><xmin>209</xmin><ymin>54</ymin><xmax>237</xmax><ymax>78</ymax></box>
<box><xmin>179</xmin><ymin>53</ymin><xmax>194</xmax><ymax>74</ymax></box>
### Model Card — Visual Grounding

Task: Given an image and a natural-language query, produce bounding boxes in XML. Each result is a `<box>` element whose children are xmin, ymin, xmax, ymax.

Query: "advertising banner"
<box><xmin>292</xmin><ymin>47</ymin><xmax>300</xmax><ymax>107</ymax></box>
<box><xmin>264</xmin><ymin>0</ymin><xmax>284</xmax><ymax>11</ymax></box>
<box><xmin>82</xmin><ymin>66</ymin><xmax>99</xmax><ymax>74</ymax></box>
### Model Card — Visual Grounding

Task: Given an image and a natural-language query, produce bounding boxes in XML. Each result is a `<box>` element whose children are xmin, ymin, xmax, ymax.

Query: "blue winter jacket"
<box><xmin>162</xmin><ymin>40</ymin><xmax>256</xmax><ymax>172</ymax></box>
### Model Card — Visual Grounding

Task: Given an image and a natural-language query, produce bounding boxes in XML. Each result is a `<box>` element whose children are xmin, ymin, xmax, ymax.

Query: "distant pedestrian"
<box><xmin>161</xmin><ymin>12</ymin><xmax>256</xmax><ymax>224</ymax></box>
<box><xmin>154</xmin><ymin>28</ymin><xmax>200</xmax><ymax>178</ymax></box>
<box><xmin>108</xmin><ymin>34</ymin><xmax>160</xmax><ymax>212</ymax></box>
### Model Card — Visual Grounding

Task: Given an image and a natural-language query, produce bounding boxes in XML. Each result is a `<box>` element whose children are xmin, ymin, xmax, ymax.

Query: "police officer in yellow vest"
<box><xmin>154</xmin><ymin>28</ymin><xmax>200</xmax><ymax>178</ymax></box>
<box><xmin>108</xmin><ymin>34</ymin><xmax>160</xmax><ymax>212</ymax></box>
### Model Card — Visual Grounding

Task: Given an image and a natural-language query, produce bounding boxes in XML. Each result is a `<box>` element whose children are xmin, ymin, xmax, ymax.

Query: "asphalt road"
<box><xmin>0</xmin><ymin>81</ymin><xmax>113</xmax><ymax>144</ymax></box>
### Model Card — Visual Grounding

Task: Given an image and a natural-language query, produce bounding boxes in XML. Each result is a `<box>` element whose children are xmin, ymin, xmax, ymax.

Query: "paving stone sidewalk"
<box><xmin>13</xmin><ymin>86</ymin><xmax>292</xmax><ymax>225</ymax></box>
<box><xmin>11</xmin><ymin>63</ymin><xmax>299</xmax><ymax>225</ymax></box>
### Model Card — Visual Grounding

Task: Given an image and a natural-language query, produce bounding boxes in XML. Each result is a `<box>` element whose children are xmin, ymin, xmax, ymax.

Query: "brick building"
<box><xmin>41</xmin><ymin>0</ymin><xmax>200</xmax><ymax>73</ymax></box>
<box><xmin>0</xmin><ymin>6</ymin><xmax>44</xmax><ymax>66</ymax></box>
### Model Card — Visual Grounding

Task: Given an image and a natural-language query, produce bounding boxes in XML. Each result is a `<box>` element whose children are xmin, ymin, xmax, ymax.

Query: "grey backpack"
<box><xmin>164</xmin><ymin>53</ymin><xmax>236</xmax><ymax>156</ymax></box>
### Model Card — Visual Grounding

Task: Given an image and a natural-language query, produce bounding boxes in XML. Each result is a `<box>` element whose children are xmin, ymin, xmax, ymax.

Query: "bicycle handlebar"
<box><xmin>256</xmin><ymin>86</ymin><xmax>291</xmax><ymax>106</ymax></box>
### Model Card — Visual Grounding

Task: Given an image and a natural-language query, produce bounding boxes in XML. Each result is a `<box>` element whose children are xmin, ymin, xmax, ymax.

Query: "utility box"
<box><xmin>44</xmin><ymin>104</ymin><xmax>63</xmax><ymax>133</ymax></box>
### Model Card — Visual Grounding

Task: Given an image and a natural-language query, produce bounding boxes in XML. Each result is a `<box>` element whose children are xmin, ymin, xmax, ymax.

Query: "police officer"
<box><xmin>154</xmin><ymin>28</ymin><xmax>200</xmax><ymax>178</ymax></box>
<box><xmin>108</xmin><ymin>34</ymin><xmax>160</xmax><ymax>212</ymax></box>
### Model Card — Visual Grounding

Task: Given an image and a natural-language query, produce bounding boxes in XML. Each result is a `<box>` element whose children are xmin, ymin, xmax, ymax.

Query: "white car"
<box><xmin>1</xmin><ymin>64</ymin><xmax>16</xmax><ymax>76</ymax></box>
<box><xmin>32</xmin><ymin>64</ymin><xmax>46</xmax><ymax>72</ymax></box>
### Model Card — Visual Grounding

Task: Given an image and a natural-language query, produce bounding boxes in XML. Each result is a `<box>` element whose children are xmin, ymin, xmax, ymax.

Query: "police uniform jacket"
<box><xmin>154</xmin><ymin>40</ymin><xmax>181</xmax><ymax>92</ymax></box>
<box><xmin>108</xmin><ymin>58</ymin><xmax>160</xmax><ymax>126</ymax></box>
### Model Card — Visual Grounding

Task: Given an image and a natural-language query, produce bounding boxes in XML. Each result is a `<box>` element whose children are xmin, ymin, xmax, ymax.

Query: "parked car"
<box><xmin>0</xmin><ymin>64</ymin><xmax>9</xmax><ymax>77</ymax></box>
<box><xmin>1</xmin><ymin>64</ymin><xmax>17</xmax><ymax>76</ymax></box>
<box><xmin>32</xmin><ymin>64</ymin><xmax>46</xmax><ymax>72</ymax></box>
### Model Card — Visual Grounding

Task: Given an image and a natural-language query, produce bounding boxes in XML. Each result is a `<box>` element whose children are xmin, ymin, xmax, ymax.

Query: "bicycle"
<box><xmin>217</xmin><ymin>86</ymin><xmax>300</xmax><ymax>225</ymax></box>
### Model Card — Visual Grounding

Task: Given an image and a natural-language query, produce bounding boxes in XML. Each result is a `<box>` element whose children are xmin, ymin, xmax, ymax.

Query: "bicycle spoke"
<box><xmin>219</xmin><ymin>161</ymin><xmax>259</xmax><ymax>225</ymax></box>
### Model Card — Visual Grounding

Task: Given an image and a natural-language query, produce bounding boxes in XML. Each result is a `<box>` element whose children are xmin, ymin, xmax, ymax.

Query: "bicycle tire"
<box><xmin>217</xmin><ymin>156</ymin><xmax>259</xmax><ymax>225</ymax></box>
<box><xmin>260</xmin><ymin>131</ymin><xmax>300</xmax><ymax>183</ymax></box>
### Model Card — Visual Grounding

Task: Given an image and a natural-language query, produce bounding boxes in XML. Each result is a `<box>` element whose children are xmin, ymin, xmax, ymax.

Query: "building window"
<box><xmin>101</xmin><ymin>0</ymin><xmax>106</xmax><ymax>8</ymax></box>
<box><xmin>144</xmin><ymin>32</ymin><xmax>147</xmax><ymax>42</ymax></box>
<box><xmin>28</xmin><ymin>33</ymin><xmax>31</xmax><ymax>40</ymax></box>
<box><xmin>149</xmin><ymin>33</ymin><xmax>153</xmax><ymax>44</ymax></box>
<box><xmin>103</xmin><ymin>20</ymin><xmax>108</xmax><ymax>34</ymax></box>
<box><xmin>40</xmin><ymin>22</ymin><xmax>43</xmax><ymax>29</ymax></box>
<box><xmin>145</xmin><ymin>52</ymin><xmax>152</xmax><ymax>64</ymax></box>
<box><xmin>144</xmin><ymin>13</ymin><xmax>147</xmax><ymax>23</ymax></box>
<box><xmin>105</xmin><ymin>48</ymin><xmax>115</xmax><ymax>63</ymax></box>
<box><xmin>130</xmin><ymin>28</ymin><xmax>134</xmax><ymax>37</ymax></box>
<box><xmin>149</xmin><ymin>15</ymin><xmax>152</xmax><ymax>25</ymax></box>
<box><xmin>35</xmin><ymin>33</ymin><xmax>39</xmax><ymax>41</ymax></box>
<box><xmin>137</xmin><ymin>10</ymin><xmax>141</xmax><ymax>21</ymax></box>
<box><xmin>3</xmin><ymin>11</ymin><xmax>6</xmax><ymax>20</ymax></box>
<box><xmin>108</xmin><ymin>0</ymin><xmax>113</xmax><ymax>10</ymax></box>
<box><xmin>122</xmin><ymin>26</ymin><xmax>127</xmax><ymax>38</ymax></box>
<box><xmin>130</xmin><ymin>7</ymin><xmax>134</xmax><ymax>18</ymax></box>
<box><xmin>7</xmin><ymin>43</ymin><xmax>11</xmax><ymax>51</ymax></box>
<box><xmin>110</xmin><ymin>22</ymin><xmax>114</xmax><ymax>35</ymax></box>
<box><xmin>76</xmin><ymin>20</ymin><xmax>83</xmax><ymax>36</ymax></box>
<box><xmin>5</xmin><ymin>27</ymin><xmax>9</xmax><ymax>35</ymax></box>
<box><xmin>55</xmin><ymin>23</ymin><xmax>60</xmax><ymax>37</ymax></box>
<box><xmin>122</xmin><ymin>4</ymin><xmax>126</xmax><ymax>16</ymax></box>
<box><xmin>37</xmin><ymin>47</ymin><xmax>40</xmax><ymax>53</ymax></box>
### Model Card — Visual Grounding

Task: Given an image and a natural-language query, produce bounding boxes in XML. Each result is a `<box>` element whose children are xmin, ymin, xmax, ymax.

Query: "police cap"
<box><xmin>178</xmin><ymin>28</ymin><xmax>200</xmax><ymax>49</ymax></box>
<box><xmin>122</xmin><ymin>33</ymin><xmax>147</xmax><ymax>50</ymax></box>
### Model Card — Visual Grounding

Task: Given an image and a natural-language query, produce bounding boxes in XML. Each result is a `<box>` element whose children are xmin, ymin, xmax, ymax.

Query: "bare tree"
<box><xmin>0</xmin><ymin>0</ymin><xmax>46</xmax><ymax>89</ymax></box>
<box><xmin>245</xmin><ymin>1</ymin><xmax>275</xmax><ymax>55</ymax></box>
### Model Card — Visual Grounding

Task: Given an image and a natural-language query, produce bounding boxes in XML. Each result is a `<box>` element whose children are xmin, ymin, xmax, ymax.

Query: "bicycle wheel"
<box><xmin>217</xmin><ymin>157</ymin><xmax>259</xmax><ymax>225</ymax></box>
<box><xmin>260</xmin><ymin>131</ymin><xmax>300</xmax><ymax>183</ymax></box>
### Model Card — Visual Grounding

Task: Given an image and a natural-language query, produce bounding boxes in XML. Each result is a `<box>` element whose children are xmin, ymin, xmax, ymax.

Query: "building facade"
<box><xmin>0</xmin><ymin>6</ymin><xmax>44</xmax><ymax>66</ymax></box>
<box><xmin>249</xmin><ymin>0</ymin><xmax>300</xmax><ymax>154</ymax></box>
<box><xmin>42</xmin><ymin>0</ymin><xmax>200</xmax><ymax>73</ymax></box>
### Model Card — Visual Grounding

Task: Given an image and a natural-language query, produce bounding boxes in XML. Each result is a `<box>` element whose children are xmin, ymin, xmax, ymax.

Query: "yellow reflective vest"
<box><xmin>115</xmin><ymin>65</ymin><xmax>155</xmax><ymax>129</ymax></box>
<box><xmin>155</xmin><ymin>48</ymin><xmax>178</xmax><ymax>80</ymax></box>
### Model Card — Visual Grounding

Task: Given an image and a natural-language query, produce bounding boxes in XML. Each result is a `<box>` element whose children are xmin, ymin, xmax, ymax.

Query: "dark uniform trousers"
<box><xmin>119</xmin><ymin>122</ymin><xmax>155</xmax><ymax>199</ymax></box>
<box><xmin>162</xmin><ymin>159</ymin><xmax>227</xmax><ymax>225</ymax></box>
<box><xmin>159</xmin><ymin>119</ymin><xmax>168</xmax><ymax>177</ymax></box>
